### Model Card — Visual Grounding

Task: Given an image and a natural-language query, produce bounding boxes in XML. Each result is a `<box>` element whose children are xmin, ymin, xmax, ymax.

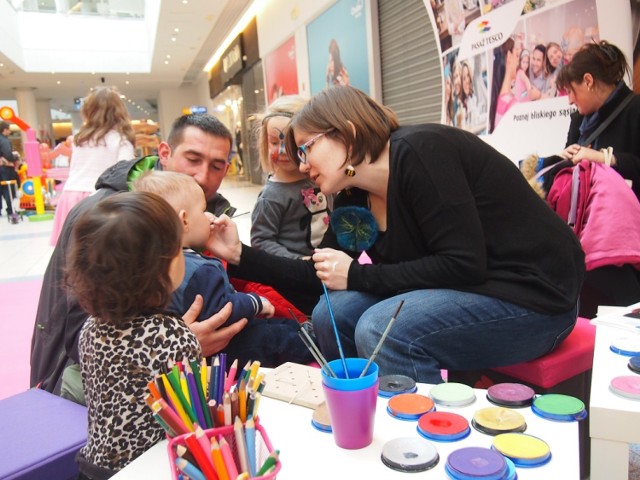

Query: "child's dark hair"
<box><xmin>65</xmin><ymin>191</ymin><xmax>183</xmax><ymax>325</ymax></box>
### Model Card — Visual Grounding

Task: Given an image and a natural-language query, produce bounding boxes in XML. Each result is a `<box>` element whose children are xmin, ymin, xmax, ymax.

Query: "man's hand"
<box><xmin>182</xmin><ymin>295</ymin><xmax>247</xmax><ymax>357</ymax></box>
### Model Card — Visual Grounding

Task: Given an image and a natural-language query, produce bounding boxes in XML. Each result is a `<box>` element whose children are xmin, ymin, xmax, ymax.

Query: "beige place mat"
<box><xmin>262</xmin><ymin>362</ymin><xmax>325</xmax><ymax>409</ymax></box>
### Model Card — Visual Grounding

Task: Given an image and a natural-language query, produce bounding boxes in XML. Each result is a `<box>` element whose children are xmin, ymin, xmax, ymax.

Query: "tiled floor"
<box><xmin>0</xmin><ymin>175</ymin><xmax>260</xmax><ymax>283</ymax></box>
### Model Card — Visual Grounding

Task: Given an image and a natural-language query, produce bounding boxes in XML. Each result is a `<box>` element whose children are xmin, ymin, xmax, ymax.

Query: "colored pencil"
<box><xmin>236</xmin><ymin>361</ymin><xmax>251</xmax><ymax>391</ymax></box>
<box><xmin>256</xmin><ymin>450</ymin><xmax>280</xmax><ymax>476</ymax></box>
<box><xmin>153</xmin><ymin>399</ymin><xmax>189</xmax><ymax>436</ymax></box>
<box><xmin>190</xmin><ymin>359</ymin><xmax>213</xmax><ymax>428</ymax></box>
<box><xmin>176</xmin><ymin>458</ymin><xmax>207</xmax><ymax>480</ymax></box>
<box><xmin>238</xmin><ymin>379</ymin><xmax>247</xmax><ymax>422</ymax></box>
<box><xmin>223</xmin><ymin>392</ymin><xmax>232</xmax><ymax>426</ymax></box>
<box><xmin>161</xmin><ymin>374</ymin><xmax>194</xmax><ymax>432</ymax></box>
<box><xmin>184</xmin><ymin>432</ymin><xmax>219</xmax><ymax>480</ymax></box>
<box><xmin>186</xmin><ymin>366</ymin><xmax>207</xmax><ymax>428</ymax></box>
<box><xmin>224</xmin><ymin>358</ymin><xmax>238</xmax><ymax>392</ymax></box>
<box><xmin>195</xmin><ymin>425</ymin><xmax>218</xmax><ymax>477</ymax></box>
<box><xmin>209</xmin><ymin>356</ymin><xmax>221</xmax><ymax>402</ymax></box>
<box><xmin>210</xmin><ymin>437</ymin><xmax>230</xmax><ymax>480</ymax></box>
<box><xmin>245</xmin><ymin>417</ymin><xmax>257</xmax><ymax>477</ymax></box>
<box><xmin>233</xmin><ymin>416</ymin><xmax>250</xmax><ymax>475</ymax></box>
<box><xmin>218</xmin><ymin>437</ymin><xmax>239</xmax><ymax>480</ymax></box>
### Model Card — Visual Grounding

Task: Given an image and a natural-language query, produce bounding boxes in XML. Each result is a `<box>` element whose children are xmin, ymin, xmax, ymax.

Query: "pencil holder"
<box><xmin>167</xmin><ymin>420</ymin><xmax>280</xmax><ymax>480</ymax></box>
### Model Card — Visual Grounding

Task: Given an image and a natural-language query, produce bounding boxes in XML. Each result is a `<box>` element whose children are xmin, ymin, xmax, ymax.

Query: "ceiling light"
<box><xmin>171</xmin><ymin>37</ymin><xmax>177</xmax><ymax>42</ymax></box>
<box><xmin>166</xmin><ymin>54</ymin><xmax>171</xmax><ymax>59</ymax></box>
<box><xmin>164</xmin><ymin>60</ymin><xmax>169</xmax><ymax>64</ymax></box>
<box><xmin>204</xmin><ymin>0</ymin><xmax>267</xmax><ymax>72</ymax></box>
<box><xmin>182</xmin><ymin>0</ymin><xmax>188</xmax><ymax>4</ymax></box>
<box><xmin>56</xmin><ymin>81</ymin><xmax>61</xmax><ymax>85</ymax></box>
<box><xmin>125</xmin><ymin>81</ymin><xmax>130</xmax><ymax>85</ymax></box>
<box><xmin>174</xmin><ymin>28</ymin><xmax>179</xmax><ymax>33</ymax></box>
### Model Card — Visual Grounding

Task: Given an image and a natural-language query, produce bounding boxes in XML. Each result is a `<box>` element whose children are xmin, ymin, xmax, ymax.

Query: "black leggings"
<box><xmin>579</xmin><ymin>264</ymin><xmax>640</xmax><ymax>318</ymax></box>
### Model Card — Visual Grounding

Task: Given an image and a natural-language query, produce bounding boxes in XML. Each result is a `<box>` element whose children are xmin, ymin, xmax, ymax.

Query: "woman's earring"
<box><xmin>345</xmin><ymin>164</ymin><xmax>356</xmax><ymax>177</ymax></box>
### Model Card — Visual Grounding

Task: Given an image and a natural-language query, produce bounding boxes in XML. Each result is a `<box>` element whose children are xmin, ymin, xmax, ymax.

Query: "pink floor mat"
<box><xmin>0</xmin><ymin>279</ymin><xmax>41</xmax><ymax>400</ymax></box>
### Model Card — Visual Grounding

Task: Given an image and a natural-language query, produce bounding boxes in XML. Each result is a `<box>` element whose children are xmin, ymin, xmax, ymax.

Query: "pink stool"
<box><xmin>448</xmin><ymin>317</ymin><xmax>595</xmax><ymax>479</ymax></box>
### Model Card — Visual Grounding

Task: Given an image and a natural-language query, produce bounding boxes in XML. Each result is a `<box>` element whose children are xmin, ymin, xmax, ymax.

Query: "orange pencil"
<box><xmin>238</xmin><ymin>378</ymin><xmax>247</xmax><ymax>422</ymax></box>
<box><xmin>210</xmin><ymin>437</ymin><xmax>230</xmax><ymax>480</ymax></box>
<box><xmin>147</xmin><ymin>379</ymin><xmax>161</xmax><ymax>402</ymax></box>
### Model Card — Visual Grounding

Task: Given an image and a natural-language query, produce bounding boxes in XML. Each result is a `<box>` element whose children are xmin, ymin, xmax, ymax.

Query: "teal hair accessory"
<box><xmin>330</xmin><ymin>206</ymin><xmax>378</xmax><ymax>252</ymax></box>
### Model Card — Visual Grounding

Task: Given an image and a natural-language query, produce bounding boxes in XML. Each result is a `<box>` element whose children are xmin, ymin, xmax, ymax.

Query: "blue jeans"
<box><xmin>312</xmin><ymin>289</ymin><xmax>578</xmax><ymax>384</ymax></box>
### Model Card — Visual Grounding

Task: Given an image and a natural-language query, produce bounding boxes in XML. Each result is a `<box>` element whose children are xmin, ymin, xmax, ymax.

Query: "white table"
<box><xmin>112</xmin><ymin>381</ymin><xmax>580</xmax><ymax>479</ymax></box>
<box><xmin>589</xmin><ymin>306</ymin><xmax>640</xmax><ymax>480</ymax></box>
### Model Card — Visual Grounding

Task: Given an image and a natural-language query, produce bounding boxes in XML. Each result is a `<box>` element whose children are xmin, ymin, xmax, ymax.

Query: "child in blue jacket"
<box><xmin>134</xmin><ymin>171</ymin><xmax>312</xmax><ymax>368</ymax></box>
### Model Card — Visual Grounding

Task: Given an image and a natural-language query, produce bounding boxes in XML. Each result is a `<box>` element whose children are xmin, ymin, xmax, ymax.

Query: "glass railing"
<box><xmin>7</xmin><ymin>0</ymin><xmax>145</xmax><ymax>18</ymax></box>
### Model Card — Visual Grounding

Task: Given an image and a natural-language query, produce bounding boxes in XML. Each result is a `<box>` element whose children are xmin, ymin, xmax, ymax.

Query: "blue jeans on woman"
<box><xmin>312</xmin><ymin>289</ymin><xmax>578</xmax><ymax>384</ymax></box>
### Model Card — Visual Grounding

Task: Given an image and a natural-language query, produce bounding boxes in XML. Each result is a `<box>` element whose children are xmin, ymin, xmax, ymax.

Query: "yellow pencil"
<box><xmin>161</xmin><ymin>374</ymin><xmax>194</xmax><ymax>432</ymax></box>
<box><xmin>248</xmin><ymin>361</ymin><xmax>261</xmax><ymax>386</ymax></box>
<box><xmin>252</xmin><ymin>372</ymin><xmax>264</xmax><ymax>392</ymax></box>
<box><xmin>180</xmin><ymin>372</ymin><xmax>192</xmax><ymax>408</ymax></box>
<box><xmin>200</xmin><ymin>357</ymin><xmax>208</xmax><ymax>397</ymax></box>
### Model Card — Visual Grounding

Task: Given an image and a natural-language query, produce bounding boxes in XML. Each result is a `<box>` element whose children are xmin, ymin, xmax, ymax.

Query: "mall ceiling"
<box><xmin>0</xmin><ymin>0</ymin><xmax>251</xmax><ymax>121</ymax></box>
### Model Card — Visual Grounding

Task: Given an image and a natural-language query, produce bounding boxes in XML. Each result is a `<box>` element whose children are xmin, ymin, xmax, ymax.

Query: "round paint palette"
<box><xmin>387</xmin><ymin>393</ymin><xmax>435</xmax><ymax>420</ymax></box>
<box><xmin>472</xmin><ymin>406</ymin><xmax>527</xmax><ymax>436</ymax></box>
<box><xmin>378</xmin><ymin>374</ymin><xmax>417</xmax><ymax>398</ymax></box>
<box><xmin>429</xmin><ymin>382</ymin><xmax>476</xmax><ymax>407</ymax></box>
<box><xmin>446</xmin><ymin>446</ymin><xmax>517</xmax><ymax>480</ymax></box>
<box><xmin>610</xmin><ymin>375</ymin><xmax>640</xmax><ymax>400</ymax></box>
<box><xmin>532</xmin><ymin>394</ymin><xmax>587</xmax><ymax>422</ymax></box>
<box><xmin>610</xmin><ymin>337</ymin><xmax>640</xmax><ymax>356</ymax></box>
<box><xmin>492</xmin><ymin>433</ymin><xmax>552</xmax><ymax>467</ymax></box>
<box><xmin>381</xmin><ymin>437</ymin><xmax>439</xmax><ymax>472</ymax></box>
<box><xmin>628</xmin><ymin>356</ymin><xmax>640</xmax><ymax>375</ymax></box>
<box><xmin>311</xmin><ymin>402</ymin><xmax>332</xmax><ymax>433</ymax></box>
<box><xmin>417</xmin><ymin>411</ymin><xmax>470</xmax><ymax>442</ymax></box>
<box><xmin>487</xmin><ymin>382</ymin><xmax>535</xmax><ymax>408</ymax></box>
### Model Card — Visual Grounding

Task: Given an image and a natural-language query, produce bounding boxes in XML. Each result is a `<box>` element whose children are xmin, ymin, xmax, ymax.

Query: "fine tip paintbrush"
<box><xmin>322</xmin><ymin>283</ymin><xmax>349</xmax><ymax>378</ymax></box>
<box><xmin>359</xmin><ymin>300</ymin><xmax>405</xmax><ymax>378</ymax></box>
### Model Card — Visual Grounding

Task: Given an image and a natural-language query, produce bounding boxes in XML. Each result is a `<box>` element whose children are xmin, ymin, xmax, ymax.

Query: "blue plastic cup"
<box><xmin>321</xmin><ymin>357</ymin><xmax>379</xmax><ymax>391</ymax></box>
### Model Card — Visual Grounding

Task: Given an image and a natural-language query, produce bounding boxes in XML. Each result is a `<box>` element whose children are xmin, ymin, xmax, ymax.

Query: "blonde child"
<box><xmin>251</xmin><ymin>95</ymin><xmax>331</xmax><ymax>259</ymax></box>
<box><xmin>134</xmin><ymin>170</ymin><xmax>313</xmax><ymax>369</ymax></box>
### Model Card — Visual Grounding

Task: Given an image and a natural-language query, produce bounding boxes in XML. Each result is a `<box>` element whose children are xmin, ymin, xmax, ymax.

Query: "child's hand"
<box><xmin>259</xmin><ymin>297</ymin><xmax>275</xmax><ymax>318</ymax></box>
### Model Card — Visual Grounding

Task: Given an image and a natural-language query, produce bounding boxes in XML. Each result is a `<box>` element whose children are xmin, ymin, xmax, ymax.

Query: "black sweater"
<box><xmin>231</xmin><ymin>125</ymin><xmax>584</xmax><ymax>314</ymax></box>
<box><xmin>566</xmin><ymin>84</ymin><xmax>640</xmax><ymax>203</ymax></box>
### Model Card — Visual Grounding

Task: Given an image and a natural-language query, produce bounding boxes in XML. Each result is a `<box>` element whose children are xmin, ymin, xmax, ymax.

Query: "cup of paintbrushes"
<box><xmin>321</xmin><ymin>357</ymin><xmax>379</xmax><ymax>449</ymax></box>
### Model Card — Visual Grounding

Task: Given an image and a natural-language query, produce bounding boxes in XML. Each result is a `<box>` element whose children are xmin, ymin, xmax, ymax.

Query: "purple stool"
<box><xmin>0</xmin><ymin>389</ymin><xmax>87</xmax><ymax>480</ymax></box>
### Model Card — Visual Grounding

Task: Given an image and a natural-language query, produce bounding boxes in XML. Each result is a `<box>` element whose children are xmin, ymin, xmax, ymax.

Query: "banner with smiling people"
<box><xmin>423</xmin><ymin>0</ymin><xmax>633</xmax><ymax>162</ymax></box>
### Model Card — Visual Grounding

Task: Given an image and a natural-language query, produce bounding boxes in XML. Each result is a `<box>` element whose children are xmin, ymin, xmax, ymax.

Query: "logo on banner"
<box><xmin>457</xmin><ymin>0</ymin><xmax>526</xmax><ymax>60</ymax></box>
<box><xmin>478</xmin><ymin>20</ymin><xmax>491</xmax><ymax>33</ymax></box>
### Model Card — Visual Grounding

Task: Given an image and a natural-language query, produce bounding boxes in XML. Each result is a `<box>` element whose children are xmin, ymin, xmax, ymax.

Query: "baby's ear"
<box><xmin>178</xmin><ymin>209</ymin><xmax>189</xmax><ymax>231</ymax></box>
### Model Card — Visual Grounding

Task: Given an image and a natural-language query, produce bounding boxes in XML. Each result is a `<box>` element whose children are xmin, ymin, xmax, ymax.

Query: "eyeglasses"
<box><xmin>297</xmin><ymin>131</ymin><xmax>330</xmax><ymax>165</ymax></box>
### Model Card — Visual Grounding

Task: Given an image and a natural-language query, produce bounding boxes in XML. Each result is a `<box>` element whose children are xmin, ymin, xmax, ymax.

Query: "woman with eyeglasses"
<box><xmin>207</xmin><ymin>85</ymin><xmax>584</xmax><ymax>384</ymax></box>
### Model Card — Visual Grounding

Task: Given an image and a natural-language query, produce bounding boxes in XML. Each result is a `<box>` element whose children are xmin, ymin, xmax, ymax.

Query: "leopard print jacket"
<box><xmin>78</xmin><ymin>312</ymin><xmax>201</xmax><ymax>472</ymax></box>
